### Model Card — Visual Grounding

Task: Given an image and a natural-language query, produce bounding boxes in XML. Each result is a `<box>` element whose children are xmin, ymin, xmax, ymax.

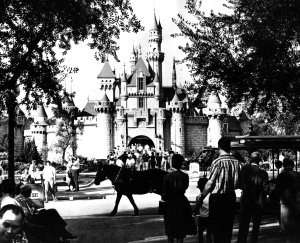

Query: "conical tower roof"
<box><xmin>151</xmin><ymin>11</ymin><xmax>159</xmax><ymax>31</ymax></box>
<box><xmin>207</xmin><ymin>91</ymin><xmax>222</xmax><ymax>107</ymax></box>
<box><xmin>100</xmin><ymin>92</ymin><xmax>110</xmax><ymax>103</ymax></box>
<box><xmin>34</xmin><ymin>104</ymin><xmax>47</xmax><ymax>118</ymax></box>
<box><xmin>172</xmin><ymin>92</ymin><xmax>180</xmax><ymax>102</ymax></box>
<box><xmin>97</xmin><ymin>61</ymin><xmax>115</xmax><ymax>78</ymax></box>
<box><xmin>63</xmin><ymin>93</ymin><xmax>75</xmax><ymax>107</ymax></box>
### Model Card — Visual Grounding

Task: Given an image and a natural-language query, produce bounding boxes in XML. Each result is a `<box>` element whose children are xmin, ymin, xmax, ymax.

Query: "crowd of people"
<box><xmin>162</xmin><ymin>137</ymin><xmax>300</xmax><ymax>243</ymax></box>
<box><xmin>0</xmin><ymin>138</ymin><xmax>299</xmax><ymax>242</ymax></box>
<box><xmin>107</xmin><ymin>144</ymin><xmax>178</xmax><ymax>171</ymax></box>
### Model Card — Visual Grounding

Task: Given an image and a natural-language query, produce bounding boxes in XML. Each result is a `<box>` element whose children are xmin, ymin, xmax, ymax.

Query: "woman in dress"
<box><xmin>162</xmin><ymin>153</ymin><xmax>196</xmax><ymax>243</ymax></box>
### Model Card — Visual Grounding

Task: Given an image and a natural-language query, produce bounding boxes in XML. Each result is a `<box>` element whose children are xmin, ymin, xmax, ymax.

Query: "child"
<box><xmin>195</xmin><ymin>177</ymin><xmax>212</xmax><ymax>243</ymax></box>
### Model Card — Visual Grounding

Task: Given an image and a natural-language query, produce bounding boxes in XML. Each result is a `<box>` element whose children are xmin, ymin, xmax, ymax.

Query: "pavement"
<box><xmin>45</xmin><ymin>173</ymin><xmax>287</xmax><ymax>242</ymax></box>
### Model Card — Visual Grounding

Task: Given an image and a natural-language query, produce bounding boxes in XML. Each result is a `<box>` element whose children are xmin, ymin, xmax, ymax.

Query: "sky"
<box><xmin>58</xmin><ymin>0</ymin><xmax>227</xmax><ymax>111</ymax></box>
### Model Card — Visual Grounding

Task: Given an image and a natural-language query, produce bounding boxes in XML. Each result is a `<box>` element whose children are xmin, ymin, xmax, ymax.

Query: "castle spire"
<box><xmin>172</xmin><ymin>58</ymin><xmax>177</xmax><ymax>89</ymax></box>
<box><xmin>151</xmin><ymin>10</ymin><xmax>159</xmax><ymax>31</ymax></box>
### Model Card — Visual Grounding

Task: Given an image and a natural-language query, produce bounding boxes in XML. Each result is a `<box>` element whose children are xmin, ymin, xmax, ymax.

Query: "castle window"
<box><xmin>138</xmin><ymin>98</ymin><xmax>144</xmax><ymax>108</ymax></box>
<box><xmin>138</xmin><ymin>77</ymin><xmax>144</xmax><ymax>91</ymax></box>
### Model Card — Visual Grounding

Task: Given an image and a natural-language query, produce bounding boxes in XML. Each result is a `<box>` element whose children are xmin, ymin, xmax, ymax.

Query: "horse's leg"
<box><xmin>126</xmin><ymin>194</ymin><xmax>139</xmax><ymax>216</ymax></box>
<box><xmin>111</xmin><ymin>192</ymin><xmax>122</xmax><ymax>216</ymax></box>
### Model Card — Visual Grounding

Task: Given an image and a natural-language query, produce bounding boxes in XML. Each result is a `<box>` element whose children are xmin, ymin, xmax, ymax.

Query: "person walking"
<box><xmin>71</xmin><ymin>156</ymin><xmax>80</xmax><ymax>191</ymax></box>
<box><xmin>42</xmin><ymin>161</ymin><xmax>57</xmax><ymax>203</ymax></box>
<box><xmin>196</xmin><ymin>137</ymin><xmax>242</xmax><ymax>243</ymax></box>
<box><xmin>275</xmin><ymin>157</ymin><xmax>300</xmax><ymax>242</ymax></box>
<box><xmin>237</xmin><ymin>151</ymin><xmax>269</xmax><ymax>243</ymax></box>
<box><xmin>162</xmin><ymin>153</ymin><xmax>196</xmax><ymax>243</ymax></box>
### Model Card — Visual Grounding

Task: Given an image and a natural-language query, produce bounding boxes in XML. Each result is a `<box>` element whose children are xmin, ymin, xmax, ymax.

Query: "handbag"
<box><xmin>158</xmin><ymin>200</ymin><xmax>167</xmax><ymax>215</ymax></box>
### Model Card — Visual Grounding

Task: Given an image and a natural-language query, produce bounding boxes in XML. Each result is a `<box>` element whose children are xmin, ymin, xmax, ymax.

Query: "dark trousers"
<box><xmin>71</xmin><ymin>169</ymin><xmax>79</xmax><ymax>191</ymax></box>
<box><xmin>209</xmin><ymin>192</ymin><xmax>236</xmax><ymax>243</ymax></box>
<box><xmin>237</xmin><ymin>205</ymin><xmax>262</xmax><ymax>243</ymax></box>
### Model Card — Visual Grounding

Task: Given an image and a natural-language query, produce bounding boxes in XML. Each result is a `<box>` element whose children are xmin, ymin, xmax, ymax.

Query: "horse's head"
<box><xmin>94</xmin><ymin>164</ymin><xmax>108</xmax><ymax>185</ymax></box>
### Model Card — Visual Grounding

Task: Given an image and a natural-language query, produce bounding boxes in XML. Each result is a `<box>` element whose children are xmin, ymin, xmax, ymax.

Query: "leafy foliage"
<box><xmin>22</xmin><ymin>140</ymin><xmax>42</xmax><ymax>164</ymax></box>
<box><xmin>52</xmin><ymin>105</ymin><xmax>84</xmax><ymax>162</ymax></box>
<box><xmin>0</xmin><ymin>0</ymin><xmax>142</xmax><ymax>110</ymax></box>
<box><xmin>173</xmin><ymin>0</ymin><xmax>300</xmax><ymax>133</ymax></box>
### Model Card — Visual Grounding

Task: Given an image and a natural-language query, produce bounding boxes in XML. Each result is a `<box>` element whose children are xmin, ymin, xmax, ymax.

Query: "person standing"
<box><xmin>28</xmin><ymin>160</ymin><xmax>37</xmax><ymax>179</ymax></box>
<box><xmin>237</xmin><ymin>151</ymin><xmax>269</xmax><ymax>243</ymax></box>
<box><xmin>275</xmin><ymin>157</ymin><xmax>300</xmax><ymax>242</ymax></box>
<box><xmin>196</xmin><ymin>137</ymin><xmax>242</xmax><ymax>243</ymax></box>
<box><xmin>0</xmin><ymin>204</ymin><xmax>24</xmax><ymax>243</ymax></box>
<box><xmin>65</xmin><ymin>158</ymin><xmax>74</xmax><ymax>191</ymax></box>
<box><xmin>126</xmin><ymin>153</ymin><xmax>136</xmax><ymax>170</ymax></box>
<box><xmin>195</xmin><ymin>177</ymin><xmax>212</xmax><ymax>243</ymax></box>
<box><xmin>71</xmin><ymin>156</ymin><xmax>80</xmax><ymax>191</ymax></box>
<box><xmin>42</xmin><ymin>161</ymin><xmax>57</xmax><ymax>203</ymax></box>
<box><xmin>162</xmin><ymin>153</ymin><xmax>196</xmax><ymax>243</ymax></box>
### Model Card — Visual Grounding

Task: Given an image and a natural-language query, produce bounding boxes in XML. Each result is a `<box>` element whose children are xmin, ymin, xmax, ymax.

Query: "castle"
<box><xmin>19</xmin><ymin>12</ymin><xmax>251</xmax><ymax>162</ymax></box>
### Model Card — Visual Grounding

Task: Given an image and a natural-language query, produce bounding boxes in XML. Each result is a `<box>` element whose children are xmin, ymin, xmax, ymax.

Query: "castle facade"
<box><xmin>22</xmin><ymin>12</ymin><xmax>251</xmax><ymax>162</ymax></box>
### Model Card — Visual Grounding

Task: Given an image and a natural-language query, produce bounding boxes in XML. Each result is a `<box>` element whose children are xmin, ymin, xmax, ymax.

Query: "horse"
<box><xmin>94</xmin><ymin>164</ymin><xmax>168</xmax><ymax>216</ymax></box>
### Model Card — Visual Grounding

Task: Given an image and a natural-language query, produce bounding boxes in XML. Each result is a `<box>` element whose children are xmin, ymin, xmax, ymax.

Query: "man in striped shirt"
<box><xmin>196</xmin><ymin>137</ymin><xmax>242</xmax><ymax>243</ymax></box>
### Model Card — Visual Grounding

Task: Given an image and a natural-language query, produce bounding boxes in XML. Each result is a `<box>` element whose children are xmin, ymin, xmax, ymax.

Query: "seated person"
<box><xmin>20</xmin><ymin>168</ymin><xmax>32</xmax><ymax>184</ymax></box>
<box><xmin>15</xmin><ymin>184</ymin><xmax>76</xmax><ymax>242</ymax></box>
<box><xmin>32</xmin><ymin>167</ymin><xmax>43</xmax><ymax>184</ymax></box>
<box><xmin>0</xmin><ymin>204</ymin><xmax>24</xmax><ymax>243</ymax></box>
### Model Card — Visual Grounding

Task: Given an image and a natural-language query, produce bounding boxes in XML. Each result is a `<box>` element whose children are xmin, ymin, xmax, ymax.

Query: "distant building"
<box><xmin>21</xmin><ymin>11</ymin><xmax>251</xmax><ymax>162</ymax></box>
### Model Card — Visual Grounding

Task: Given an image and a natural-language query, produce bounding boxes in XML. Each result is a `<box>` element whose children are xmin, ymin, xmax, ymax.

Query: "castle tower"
<box><xmin>203</xmin><ymin>90</ymin><xmax>227</xmax><ymax>148</ymax></box>
<box><xmin>94</xmin><ymin>92</ymin><xmax>114</xmax><ymax>159</ymax></box>
<box><xmin>97</xmin><ymin>61</ymin><xmax>116</xmax><ymax>102</ymax></box>
<box><xmin>30</xmin><ymin>103</ymin><xmax>48</xmax><ymax>161</ymax></box>
<box><xmin>129</xmin><ymin>44</ymin><xmax>138</xmax><ymax>73</ymax></box>
<box><xmin>146</xmin><ymin>11</ymin><xmax>164</xmax><ymax>99</ymax></box>
<box><xmin>120</xmin><ymin>66</ymin><xmax>128</xmax><ymax>108</ymax></box>
<box><xmin>168</xmin><ymin>92</ymin><xmax>186</xmax><ymax>156</ymax></box>
<box><xmin>172</xmin><ymin>58</ymin><xmax>177</xmax><ymax>89</ymax></box>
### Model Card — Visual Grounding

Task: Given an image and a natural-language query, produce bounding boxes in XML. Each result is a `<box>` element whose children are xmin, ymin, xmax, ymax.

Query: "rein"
<box><xmin>113</xmin><ymin>166</ymin><xmax>123</xmax><ymax>184</ymax></box>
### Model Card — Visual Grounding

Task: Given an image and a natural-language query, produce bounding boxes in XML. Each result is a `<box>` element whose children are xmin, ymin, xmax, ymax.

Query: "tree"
<box><xmin>52</xmin><ymin>104</ymin><xmax>84</xmax><ymax>163</ymax></box>
<box><xmin>0</xmin><ymin>0</ymin><xmax>142</xmax><ymax>179</ymax></box>
<box><xmin>22</xmin><ymin>140</ymin><xmax>42</xmax><ymax>164</ymax></box>
<box><xmin>173</xmin><ymin>0</ymin><xmax>300</xmax><ymax>133</ymax></box>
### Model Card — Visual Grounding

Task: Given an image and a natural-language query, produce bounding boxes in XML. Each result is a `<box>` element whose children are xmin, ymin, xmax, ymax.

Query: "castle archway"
<box><xmin>128</xmin><ymin>135</ymin><xmax>155</xmax><ymax>149</ymax></box>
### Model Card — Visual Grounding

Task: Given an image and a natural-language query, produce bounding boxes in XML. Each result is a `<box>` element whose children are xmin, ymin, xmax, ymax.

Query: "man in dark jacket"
<box><xmin>237</xmin><ymin>151</ymin><xmax>269</xmax><ymax>243</ymax></box>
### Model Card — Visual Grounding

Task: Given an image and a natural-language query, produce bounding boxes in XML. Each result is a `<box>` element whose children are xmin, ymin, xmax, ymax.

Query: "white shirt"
<box><xmin>43</xmin><ymin>165</ymin><xmax>56</xmax><ymax>182</ymax></box>
<box><xmin>0</xmin><ymin>195</ymin><xmax>18</xmax><ymax>208</ymax></box>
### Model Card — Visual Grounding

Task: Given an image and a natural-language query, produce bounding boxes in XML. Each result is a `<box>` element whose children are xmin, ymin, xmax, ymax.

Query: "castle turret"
<box><xmin>97</xmin><ymin>61</ymin><xmax>116</xmax><ymax>102</ymax></box>
<box><xmin>172</xmin><ymin>58</ymin><xmax>177</xmax><ymax>89</ymax></box>
<box><xmin>203</xmin><ymin>90</ymin><xmax>227</xmax><ymax>148</ymax></box>
<box><xmin>31</xmin><ymin>103</ymin><xmax>48</xmax><ymax>161</ymax></box>
<box><xmin>120</xmin><ymin>66</ymin><xmax>128</xmax><ymax>107</ymax></box>
<box><xmin>146</xmin><ymin>11</ymin><xmax>164</xmax><ymax>99</ymax></box>
<box><xmin>167</xmin><ymin>92</ymin><xmax>186</xmax><ymax>156</ymax></box>
<box><xmin>129</xmin><ymin>44</ymin><xmax>137</xmax><ymax>73</ymax></box>
<box><xmin>94</xmin><ymin>92</ymin><xmax>113</xmax><ymax>159</ymax></box>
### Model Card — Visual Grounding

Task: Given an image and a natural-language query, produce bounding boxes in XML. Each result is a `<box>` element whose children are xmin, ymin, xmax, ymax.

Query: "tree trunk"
<box><xmin>7</xmin><ymin>93</ymin><xmax>16</xmax><ymax>180</ymax></box>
